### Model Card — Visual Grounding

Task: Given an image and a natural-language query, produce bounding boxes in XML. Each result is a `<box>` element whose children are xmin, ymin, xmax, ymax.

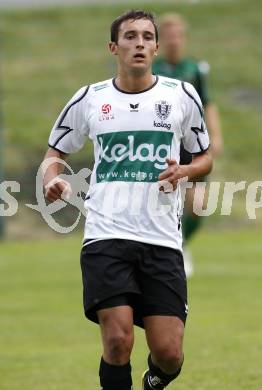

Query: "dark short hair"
<box><xmin>111</xmin><ymin>10</ymin><xmax>158</xmax><ymax>43</ymax></box>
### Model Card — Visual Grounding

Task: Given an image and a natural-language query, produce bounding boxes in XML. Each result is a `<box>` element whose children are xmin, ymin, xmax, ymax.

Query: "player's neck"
<box><xmin>115</xmin><ymin>71</ymin><xmax>156</xmax><ymax>93</ymax></box>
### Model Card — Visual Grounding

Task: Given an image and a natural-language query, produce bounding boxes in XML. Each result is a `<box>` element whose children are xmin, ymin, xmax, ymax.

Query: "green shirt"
<box><xmin>152</xmin><ymin>57</ymin><xmax>211</xmax><ymax>106</ymax></box>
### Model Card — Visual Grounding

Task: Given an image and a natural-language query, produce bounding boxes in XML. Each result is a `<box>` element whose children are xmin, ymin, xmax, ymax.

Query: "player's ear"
<box><xmin>109</xmin><ymin>42</ymin><xmax>118</xmax><ymax>55</ymax></box>
<box><xmin>154</xmin><ymin>42</ymin><xmax>159</xmax><ymax>55</ymax></box>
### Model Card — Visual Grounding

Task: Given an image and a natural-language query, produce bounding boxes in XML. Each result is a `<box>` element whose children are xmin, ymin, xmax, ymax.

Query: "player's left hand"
<box><xmin>158</xmin><ymin>158</ymin><xmax>188</xmax><ymax>192</ymax></box>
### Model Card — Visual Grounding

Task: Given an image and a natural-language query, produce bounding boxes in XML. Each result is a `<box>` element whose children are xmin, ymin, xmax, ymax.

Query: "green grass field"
<box><xmin>1</xmin><ymin>229</ymin><xmax>261</xmax><ymax>389</ymax></box>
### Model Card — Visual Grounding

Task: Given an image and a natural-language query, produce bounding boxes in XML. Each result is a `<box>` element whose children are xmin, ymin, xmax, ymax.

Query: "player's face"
<box><xmin>160</xmin><ymin>23</ymin><xmax>186</xmax><ymax>59</ymax></box>
<box><xmin>109</xmin><ymin>18</ymin><xmax>158</xmax><ymax>75</ymax></box>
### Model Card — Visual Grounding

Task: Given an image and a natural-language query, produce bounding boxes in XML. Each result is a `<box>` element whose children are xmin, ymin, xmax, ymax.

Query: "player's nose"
<box><xmin>136</xmin><ymin>35</ymin><xmax>144</xmax><ymax>48</ymax></box>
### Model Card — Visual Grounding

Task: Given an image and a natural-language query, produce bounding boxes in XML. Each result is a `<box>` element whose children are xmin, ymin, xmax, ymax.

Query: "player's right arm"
<box><xmin>42</xmin><ymin>148</ymin><xmax>70</xmax><ymax>202</ymax></box>
<box><xmin>42</xmin><ymin>85</ymin><xmax>90</xmax><ymax>203</ymax></box>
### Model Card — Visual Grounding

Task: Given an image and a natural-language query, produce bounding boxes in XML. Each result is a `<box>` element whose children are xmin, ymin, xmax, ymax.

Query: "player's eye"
<box><xmin>144</xmin><ymin>34</ymin><xmax>154</xmax><ymax>40</ymax></box>
<box><xmin>126</xmin><ymin>34</ymin><xmax>135</xmax><ymax>40</ymax></box>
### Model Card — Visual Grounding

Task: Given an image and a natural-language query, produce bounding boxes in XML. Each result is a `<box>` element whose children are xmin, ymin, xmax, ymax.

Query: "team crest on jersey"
<box><xmin>99</xmin><ymin>104</ymin><xmax>115</xmax><ymax>121</ymax></box>
<box><xmin>155</xmin><ymin>100</ymin><xmax>172</xmax><ymax>120</ymax></box>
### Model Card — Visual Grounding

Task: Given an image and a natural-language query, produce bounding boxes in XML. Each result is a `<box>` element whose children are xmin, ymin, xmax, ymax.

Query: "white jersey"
<box><xmin>49</xmin><ymin>76</ymin><xmax>210</xmax><ymax>251</ymax></box>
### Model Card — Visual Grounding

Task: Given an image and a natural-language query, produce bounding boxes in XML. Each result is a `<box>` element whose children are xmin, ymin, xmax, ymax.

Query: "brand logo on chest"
<box><xmin>129</xmin><ymin>103</ymin><xmax>139</xmax><ymax>112</ymax></box>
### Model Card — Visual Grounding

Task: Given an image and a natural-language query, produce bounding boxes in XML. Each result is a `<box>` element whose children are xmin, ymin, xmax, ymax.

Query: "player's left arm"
<box><xmin>204</xmin><ymin>103</ymin><xmax>223</xmax><ymax>157</ymax></box>
<box><xmin>158</xmin><ymin>82</ymin><xmax>213</xmax><ymax>190</ymax></box>
<box><xmin>158</xmin><ymin>151</ymin><xmax>212</xmax><ymax>191</ymax></box>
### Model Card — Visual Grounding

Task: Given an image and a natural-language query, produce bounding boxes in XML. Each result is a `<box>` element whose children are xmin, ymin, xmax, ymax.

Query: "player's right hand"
<box><xmin>44</xmin><ymin>177</ymin><xmax>72</xmax><ymax>203</ymax></box>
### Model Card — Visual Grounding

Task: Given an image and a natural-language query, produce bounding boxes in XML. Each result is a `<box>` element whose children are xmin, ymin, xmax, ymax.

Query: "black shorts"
<box><xmin>80</xmin><ymin>239</ymin><xmax>188</xmax><ymax>328</ymax></box>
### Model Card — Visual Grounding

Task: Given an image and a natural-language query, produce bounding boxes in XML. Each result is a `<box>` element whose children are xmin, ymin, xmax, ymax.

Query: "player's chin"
<box><xmin>130</xmin><ymin>62</ymin><xmax>150</xmax><ymax>74</ymax></box>
<box><xmin>131</xmin><ymin>60</ymin><xmax>147</xmax><ymax>67</ymax></box>
<box><xmin>131</xmin><ymin>57</ymin><xmax>148</xmax><ymax>65</ymax></box>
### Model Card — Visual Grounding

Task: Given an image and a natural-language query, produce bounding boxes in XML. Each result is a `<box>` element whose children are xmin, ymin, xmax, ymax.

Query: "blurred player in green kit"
<box><xmin>153</xmin><ymin>13</ymin><xmax>223</xmax><ymax>277</ymax></box>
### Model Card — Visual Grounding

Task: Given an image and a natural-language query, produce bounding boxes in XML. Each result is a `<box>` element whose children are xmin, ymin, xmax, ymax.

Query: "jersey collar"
<box><xmin>112</xmin><ymin>75</ymin><xmax>159</xmax><ymax>94</ymax></box>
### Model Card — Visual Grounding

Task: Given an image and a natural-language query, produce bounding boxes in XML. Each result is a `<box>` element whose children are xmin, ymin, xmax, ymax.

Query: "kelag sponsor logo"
<box><xmin>96</xmin><ymin>130</ymin><xmax>173</xmax><ymax>183</ymax></box>
<box><xmin>153</xmin><ymin>120</ymin><xmax>171</xmax><ymax>130</ymax></box>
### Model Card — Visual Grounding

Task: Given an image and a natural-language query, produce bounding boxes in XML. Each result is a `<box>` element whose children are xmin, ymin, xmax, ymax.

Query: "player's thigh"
<box><xmin>98</xmin><ymin>305</ymin><xmax>134</xmax><ymax>354</ymax></box>
<box><xmin>144</xmin><ymin>315</ymin><xmax>184</xmax><ymax>358</ymax></box>
<box><xmin>80</xmin><ymin>239</ymin><xmax>140</xmax><ymax>324</ymax></box>
<box><xmin>98</xmin><ymin>305</ymin><xmax>134</xmax><ymax>336</ymax></box>
<box><xmin>138</xmin><ymin>245</ymin><xmax>188</xmax><ymax>325</ymax></box>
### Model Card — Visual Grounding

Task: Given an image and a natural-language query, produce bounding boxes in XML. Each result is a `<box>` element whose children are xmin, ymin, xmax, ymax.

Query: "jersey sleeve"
<box><xmin>48</xmin><ymin>85</ymin><xmax>90</xmax><ymax>154</ymax></box>
<box><xmin>181</xmin><ymin>81</ymin><xmax>210</xmax><ymax>154</ymax></box>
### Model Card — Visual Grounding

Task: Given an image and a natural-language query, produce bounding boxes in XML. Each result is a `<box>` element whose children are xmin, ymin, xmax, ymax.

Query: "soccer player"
<box><xmin>153</xmin><ymin>13</ymin><xmax>223</xmax><ymax>276</ymax></box>
<box><xmin>42</xmin><ymin>10</ymin><xmax>212</xmax><ymax>390</ymax></box>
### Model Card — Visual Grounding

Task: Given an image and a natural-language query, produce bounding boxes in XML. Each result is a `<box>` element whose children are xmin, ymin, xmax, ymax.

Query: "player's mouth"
<box><xmin>133</xmin><ymin>53</ymin><xmax>146</xmax><ymax>60</ymax></box>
